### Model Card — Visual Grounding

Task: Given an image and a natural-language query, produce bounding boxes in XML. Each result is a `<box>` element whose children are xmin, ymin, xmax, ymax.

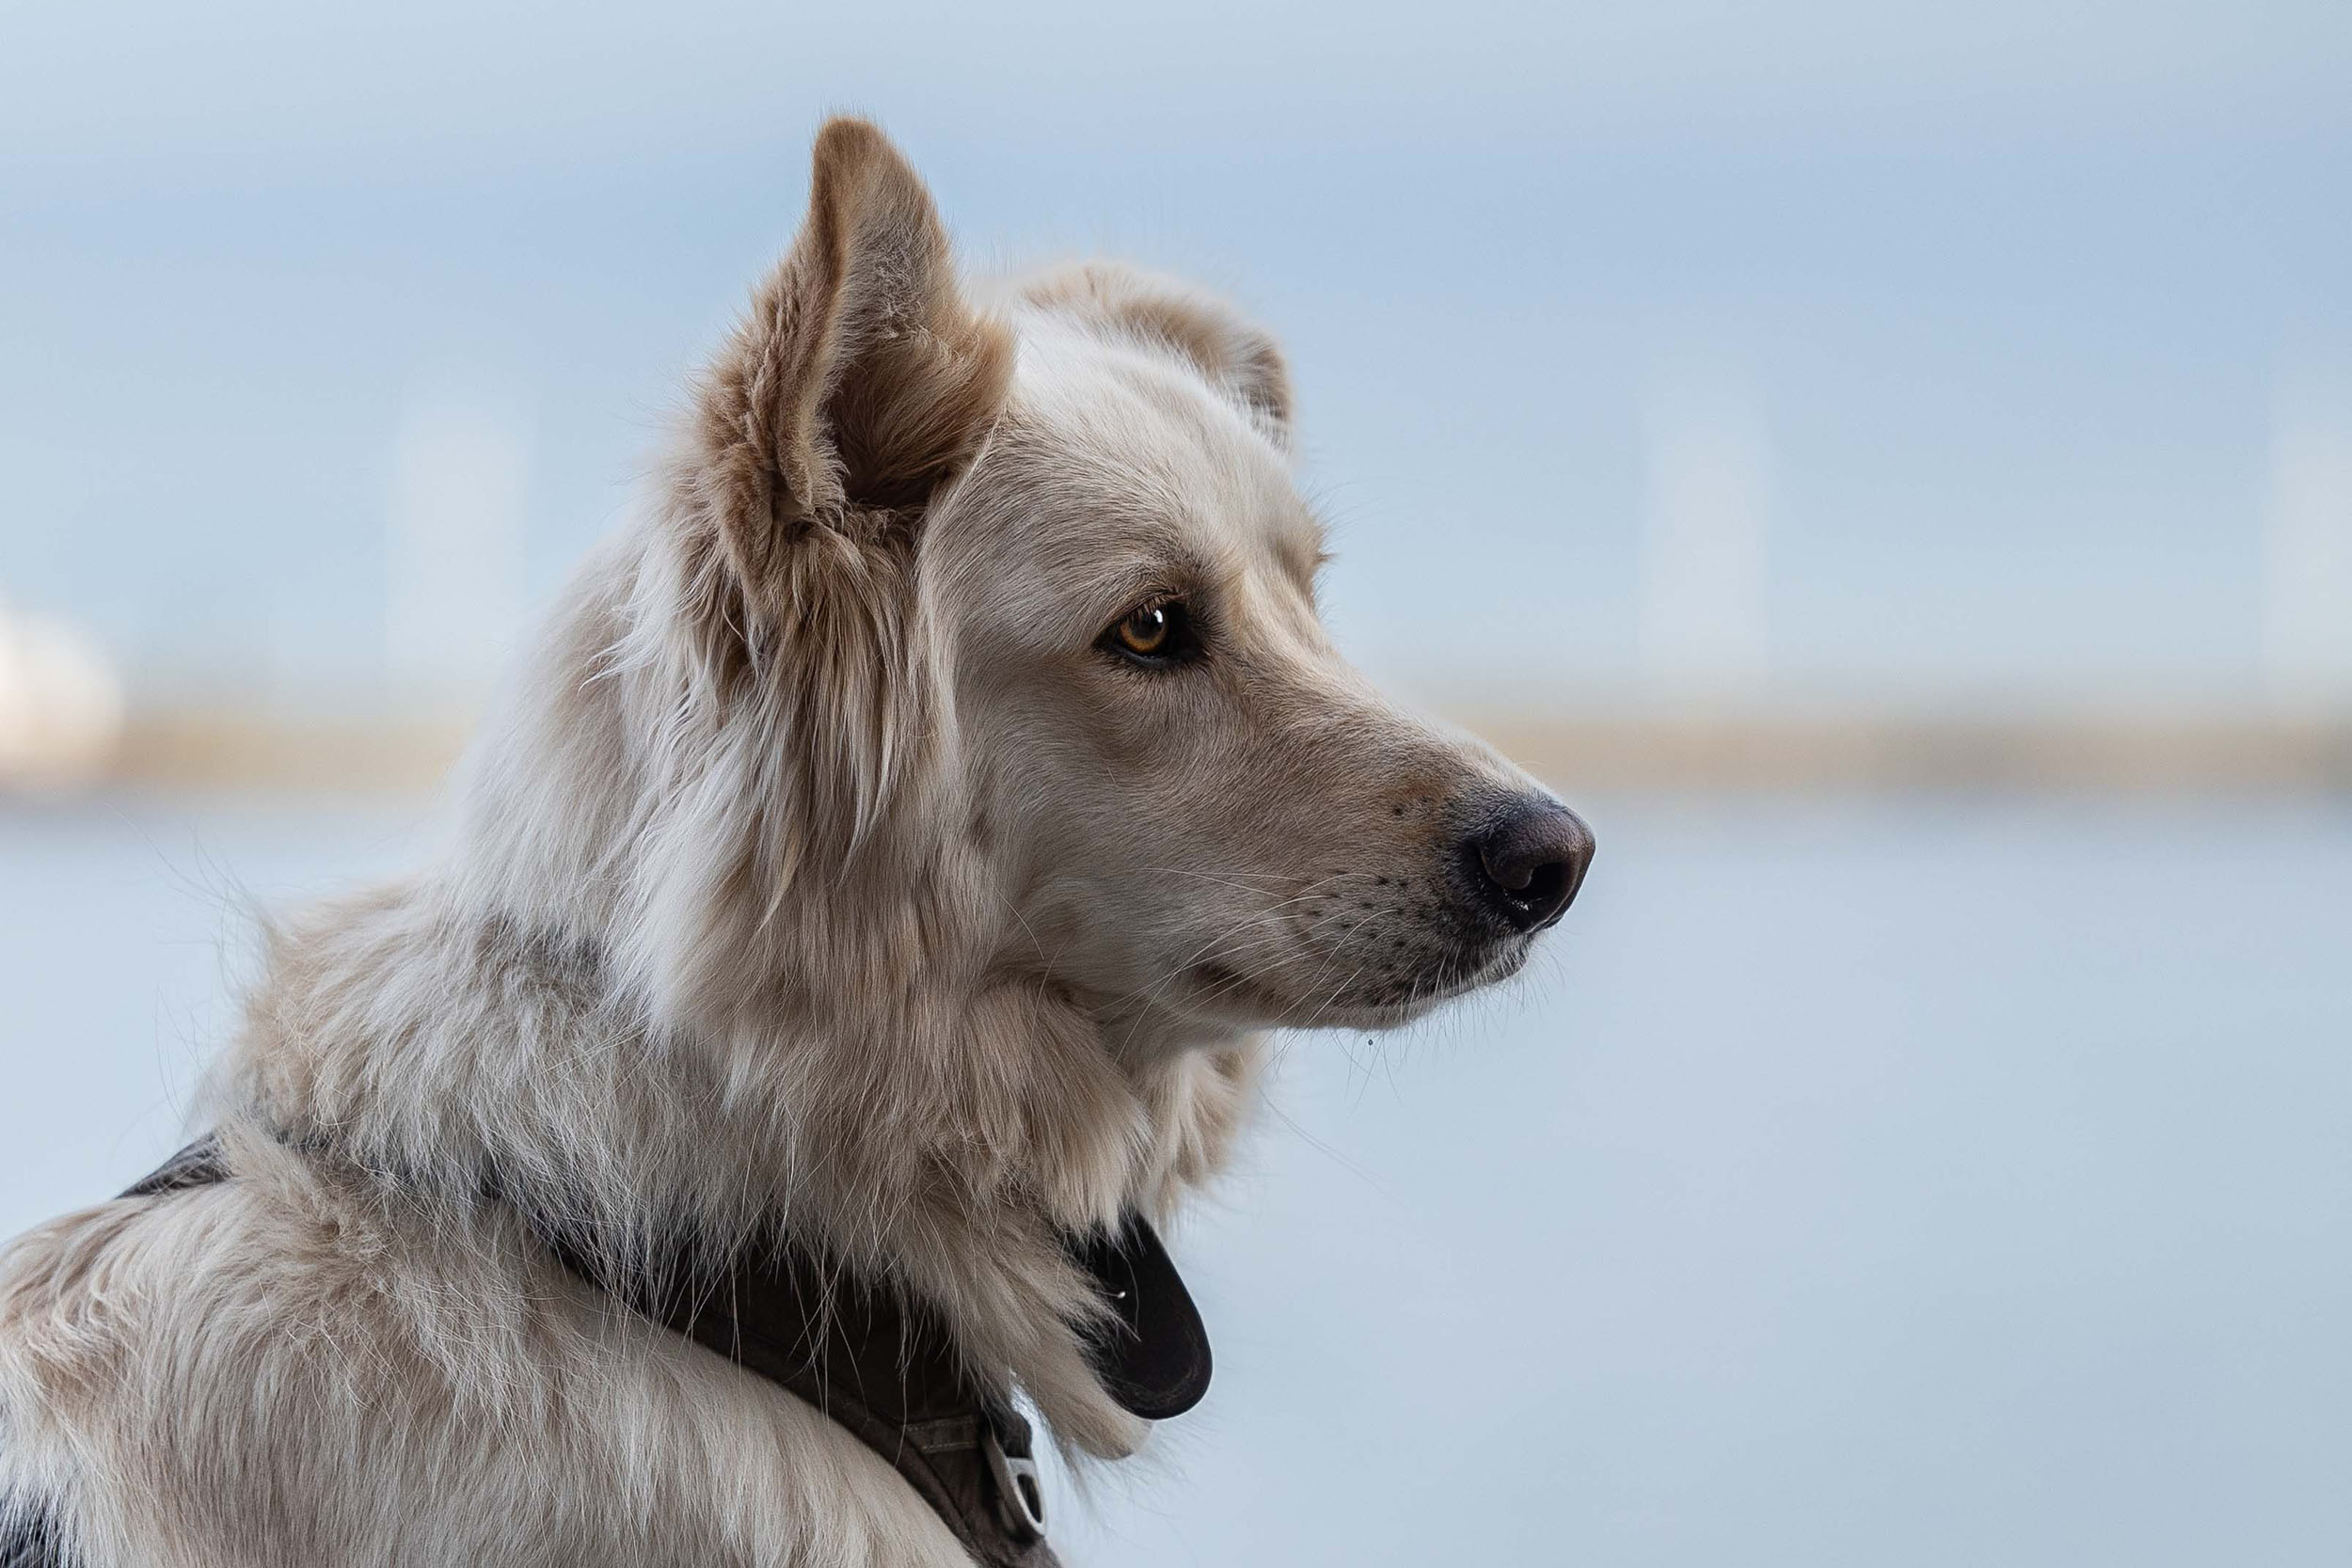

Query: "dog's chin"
<box><xmin>1182</xmin><ymin>939</ymin><xmax>1532</xmax><ymax>1033</ymax></box>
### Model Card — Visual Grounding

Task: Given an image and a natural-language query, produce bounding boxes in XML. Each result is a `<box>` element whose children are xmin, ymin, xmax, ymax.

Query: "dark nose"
<box><xmin>1469</xmin><ymin>800</ymin><xmax>1595</xmax><ymax>932</ymax></box>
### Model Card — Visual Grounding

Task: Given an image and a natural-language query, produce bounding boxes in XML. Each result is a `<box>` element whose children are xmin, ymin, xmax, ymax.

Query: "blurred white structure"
<box><xmin>0</xmin><ymin>589</ymin><xmax>124</xmax><ymax>788</ymax></box>
<box><xmin>1638</xmin><ymin>360</ymin><xmax>1772</xmax><ymax>698</ymax></box>
<box><xmin>385</xmin><ymin>387</ymin><xmax>532</xmax><ymax>702</ymax></box>
<box><xmin>2262</xmin><ymin>375</ymin><xmax>2352</xmax><ymax>708</ymax></box>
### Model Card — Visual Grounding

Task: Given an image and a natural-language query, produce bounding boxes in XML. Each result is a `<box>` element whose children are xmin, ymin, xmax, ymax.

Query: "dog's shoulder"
<box><xmin>0</xmin><ymin>1141</ymin><xmax>969</xmax><ymax>1567</ymax></box>
<box><xmin>0</xmin><ymin>1173</ymin><xmax>241</xmax><ymax>1567</ymax></box>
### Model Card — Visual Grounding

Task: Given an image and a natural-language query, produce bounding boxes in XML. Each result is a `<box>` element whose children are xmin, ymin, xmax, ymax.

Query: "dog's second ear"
<box><xmin>690</xmin><ymin>118</ymin><xmax>1011</xmax><ymax>598</ymax></box>
<box><xmin>1019</xmin><ymin>261</ymin><xmax>1294</xmax><ymax>450</ymax></box>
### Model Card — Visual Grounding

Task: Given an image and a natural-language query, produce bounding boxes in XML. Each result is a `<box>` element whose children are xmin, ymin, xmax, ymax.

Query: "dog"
<box><xmin>0</xmin><ymin>118</ymin><xmax>1592</xmax><ymax>1567</ymax></box>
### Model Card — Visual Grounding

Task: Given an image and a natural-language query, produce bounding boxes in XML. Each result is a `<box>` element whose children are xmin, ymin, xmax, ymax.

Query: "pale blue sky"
<box><xmin>2</xmin><ymin>0</ymin><xmax>2346</xmax><ymax>705</ymax></box>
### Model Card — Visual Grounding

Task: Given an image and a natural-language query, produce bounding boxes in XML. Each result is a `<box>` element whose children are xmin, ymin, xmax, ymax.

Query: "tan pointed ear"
<box><xmin>691</xmin><ymin>118</ymin><xmax>1011</xmax><ymax>595</ymax></box>
<box><xmin>1018</xmin><ymin>261</ymin><xmax>1293</xmax><ymax>449</ymax></box>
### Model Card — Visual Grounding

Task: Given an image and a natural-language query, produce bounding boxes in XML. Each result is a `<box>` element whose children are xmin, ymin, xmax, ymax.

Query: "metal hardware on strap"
<box><xmin>981</xmin><ymin>1420</ymin><xmax>1047</xmax><ymax>1544</ymax></box>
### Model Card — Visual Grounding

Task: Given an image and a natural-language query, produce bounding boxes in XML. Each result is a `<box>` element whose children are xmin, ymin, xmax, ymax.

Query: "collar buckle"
<box><xmin>982</xmin><ymin>1419</ymin><xmax>1048</xmax><ymax>1544</ymax></box>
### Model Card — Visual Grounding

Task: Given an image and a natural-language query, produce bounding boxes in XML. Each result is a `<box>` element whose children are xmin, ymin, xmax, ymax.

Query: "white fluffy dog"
<box><xmin>0</xmin><ymin>119</ymin><xmax>1591</xmax><ymax>1567</ymax></box>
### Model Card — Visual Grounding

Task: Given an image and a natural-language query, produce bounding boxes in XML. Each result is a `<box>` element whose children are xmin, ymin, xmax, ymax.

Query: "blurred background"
<box><xmin>3</xmin><ymin>1</ymin><xmax>2347</xmax><ymax>1562</ymax></box>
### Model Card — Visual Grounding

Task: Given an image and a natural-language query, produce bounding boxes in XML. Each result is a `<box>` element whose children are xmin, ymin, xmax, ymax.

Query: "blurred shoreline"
<box><xmin>1469</xmin><ymin>703</ymin><xmax>2352</xmax><ymax>794</ymax></box>
<box><xmin>20</xmin><ymin>699</ymin><xmax>2345</xmax><ymax>798</ymax></box>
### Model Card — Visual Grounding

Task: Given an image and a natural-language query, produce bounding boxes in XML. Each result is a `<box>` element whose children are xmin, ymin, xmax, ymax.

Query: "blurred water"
<box><xmin>4</xmin><ymin>796</ymin><xmax>2347</xmax><ymax>1564</ymax></box>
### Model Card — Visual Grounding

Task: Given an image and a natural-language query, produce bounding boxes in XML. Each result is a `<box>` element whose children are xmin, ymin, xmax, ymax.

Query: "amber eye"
<box><xmin>1100</xmin><ymin>598</ymin><xmax>1198</xmax><ymax>667</ymax></box>
<box><xmin>1119</xmin><ymin>604</ymin><xmax>1171</xmax><ymax>655</ymax></box>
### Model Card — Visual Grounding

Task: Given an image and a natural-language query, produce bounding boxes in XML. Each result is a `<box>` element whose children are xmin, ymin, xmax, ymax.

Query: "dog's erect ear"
<box><xmin>691</xmin><ymin>118</ymin><xmax>1012</xmax><ymax>594</ymax></box>
<box><xmin>1019</xmin><ymin>261</ymin><xmax>1294</xmax><ymax>449</ymax></box>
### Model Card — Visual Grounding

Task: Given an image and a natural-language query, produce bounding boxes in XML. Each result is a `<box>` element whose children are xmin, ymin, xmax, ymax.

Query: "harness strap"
<box><xmin>546</xmin><ymin>1228</ymin><xmax>1054</xmax><ymax>1566</ymax></box>
<box><xmin>119</xmin><ymin>1137</ymin><xmax>230</xmax><ymax>1198</ymax></box>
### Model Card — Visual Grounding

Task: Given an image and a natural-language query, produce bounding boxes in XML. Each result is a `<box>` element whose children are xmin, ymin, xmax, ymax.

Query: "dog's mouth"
<box><xmin>1182</xmin><ymin>934</ymin><xmax>1531</xmax><ymax>1031</ymax></box>
<box><xmin>1333</xmin><ymin>939</ymin><xmax>1533</xmax><ymax>1024</ymax></box>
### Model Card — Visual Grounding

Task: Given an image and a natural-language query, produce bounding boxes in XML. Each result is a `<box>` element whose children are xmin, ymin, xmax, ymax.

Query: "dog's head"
<box><xmin>620</xmin><ymin>119</ymin><xmax>1589</xmax><ymax>1045</ymax></box>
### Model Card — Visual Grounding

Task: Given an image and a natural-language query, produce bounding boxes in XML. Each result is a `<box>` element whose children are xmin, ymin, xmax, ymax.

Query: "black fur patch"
<box><xmin>0</xmin><ymin>1497</ymin><xmax>77</xmax><ymax>1568</ymax></box>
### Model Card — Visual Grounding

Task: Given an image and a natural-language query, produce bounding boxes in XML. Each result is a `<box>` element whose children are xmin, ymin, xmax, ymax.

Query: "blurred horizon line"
<box><xmin>15</xmin><ymin>694</ymin><xmax>2344</xmax><ymax>799</ymax></box>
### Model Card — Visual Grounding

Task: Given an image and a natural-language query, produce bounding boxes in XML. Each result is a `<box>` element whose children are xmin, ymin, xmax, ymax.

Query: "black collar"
<box><xmin>122</xmin><ymin>1137</ymin><xmax>1213</xmax><ymax>1567</ymax></box>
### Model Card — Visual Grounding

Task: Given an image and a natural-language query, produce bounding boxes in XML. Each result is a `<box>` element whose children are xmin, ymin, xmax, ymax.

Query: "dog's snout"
<box><xmin>1467</xmin><ymin>800</ymin><xmax>1594</xmax><ymax>932</ymax></box>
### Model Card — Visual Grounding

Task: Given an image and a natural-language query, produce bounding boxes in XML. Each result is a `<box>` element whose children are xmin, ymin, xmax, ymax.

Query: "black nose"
<box><xmin>1469</xmin><ymin>800</ymin><xmax>1595</xmax><ymax>932</ymax></box>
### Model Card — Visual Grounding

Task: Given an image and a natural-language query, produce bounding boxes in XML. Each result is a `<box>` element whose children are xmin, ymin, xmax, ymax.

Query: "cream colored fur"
<box><xmin>0</xmin><ymin>119</ymin><xmax>1565</xmax><ymax>1566</ymax></box>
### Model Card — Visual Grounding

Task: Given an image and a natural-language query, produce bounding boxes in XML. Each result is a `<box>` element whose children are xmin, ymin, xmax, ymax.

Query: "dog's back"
<box><xmin>1</xmin><ymin>1131</ymin><xmax>972</xmax><ymax>1566</ymax></box>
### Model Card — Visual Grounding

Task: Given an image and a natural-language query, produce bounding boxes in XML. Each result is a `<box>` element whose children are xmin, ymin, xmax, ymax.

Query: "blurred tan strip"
<box><xmin>90</xmin><ymin>705</ymin><xmax>2352</xmax><ymax>796</ymax></box>
<box><xmin>111</xmin><ymin>709</ymin><xmax>474</xmax><ymax>795</ymax></box>
<box><xmin>1465</xmin><ymin>709</ymin><xmax>2352</xmax><ymax>794</ymax></box>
